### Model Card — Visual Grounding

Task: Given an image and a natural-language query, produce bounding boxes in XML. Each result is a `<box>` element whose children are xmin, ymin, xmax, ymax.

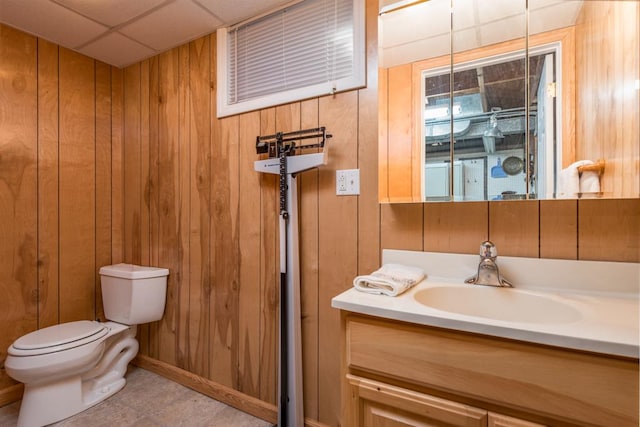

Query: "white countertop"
<box><xmin>332</xmin><ymin>250</ymin><xmax>640</xmax><ymax>358</ymax></box>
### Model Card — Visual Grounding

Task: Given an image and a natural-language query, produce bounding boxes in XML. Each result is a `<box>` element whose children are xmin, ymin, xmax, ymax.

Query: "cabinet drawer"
<box><xmin>346</xmin><ymin>315</ymin><xmax>638</xmax><ymax>426</ymax></box>
<box><xmin>348</xmin><ymin>375</ymin><xmax>487</xmax><ymax>426</ymax></box>
<box><xmin>488</xmin><ymin>412</ymin><xmax>545</xmax><ymax>427</ymax></box>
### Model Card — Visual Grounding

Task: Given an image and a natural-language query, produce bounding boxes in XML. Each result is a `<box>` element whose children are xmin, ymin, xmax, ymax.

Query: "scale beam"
<box><xmin>256</xmin><ymin>127</ymin><xmax>330</xmax><ymax>158</ymax></box>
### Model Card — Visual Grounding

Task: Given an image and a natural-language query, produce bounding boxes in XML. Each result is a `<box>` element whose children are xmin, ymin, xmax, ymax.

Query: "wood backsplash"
<box><xmin>0</xmin><ymin>0</ymin><xmax>638</xmax><ymax>425</ymax></box>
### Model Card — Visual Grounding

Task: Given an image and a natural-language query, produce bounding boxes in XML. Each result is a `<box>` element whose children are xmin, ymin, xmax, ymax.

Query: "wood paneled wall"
<box><xmin>0</xmin><ymin>1</ymin><xmax>638</xmax><ymax>426</ymax></box>
<box><xmin>116</xmin><ymin>19</ymin><xmax>382</xmax><ymax>422</ymax></box>
<box><xmin>0</xmin><ymin>24</ymin><xmax>123</xmax><ymax>400</ymax></box>
<box><xmin>575</xmin><ymin>0</ymin><xmax>640</xmax><ymax>198</ymax></box>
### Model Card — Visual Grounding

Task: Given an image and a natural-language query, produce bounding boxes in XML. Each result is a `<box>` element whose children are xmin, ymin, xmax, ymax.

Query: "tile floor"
<box><xmin>0</xmin><ymin>367</ymin><xmax>273</xmax><ymax>427</ymax></box>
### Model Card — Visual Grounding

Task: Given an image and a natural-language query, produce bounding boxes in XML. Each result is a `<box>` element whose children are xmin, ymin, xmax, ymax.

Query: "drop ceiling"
<box><xmin>0</xmin><ymin>0</ymin><xmax>291</xmax><ymax>68</ymax></box>
<box><xmin>379</xmin><ymin>0</ymin><xmax>584</xmax><ymax>68</ymax></box>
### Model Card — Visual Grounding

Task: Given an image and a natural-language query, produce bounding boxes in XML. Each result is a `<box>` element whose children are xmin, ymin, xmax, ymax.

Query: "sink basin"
<box><xmin>413</xmin><ymin>286</ymin><xmax>582</xmax><ymax>324</ymax></box>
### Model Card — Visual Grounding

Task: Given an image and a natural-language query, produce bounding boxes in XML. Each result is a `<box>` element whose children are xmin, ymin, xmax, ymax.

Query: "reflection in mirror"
<box><xmin>378</xmin><ymin>0</ymin><xmax>639</xmax><ymax>203</ymax></box>
<box><xmin>449</xmin><ymin>0</ymin><xmax>527</xmax><ymax>201</ymax></box>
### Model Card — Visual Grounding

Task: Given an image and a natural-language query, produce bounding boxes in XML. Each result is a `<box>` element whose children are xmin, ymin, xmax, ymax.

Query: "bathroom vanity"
<box><xmin>333</xmin><ymin>250</ymin><xmax>639</xmax><ymax>426</ymax></box>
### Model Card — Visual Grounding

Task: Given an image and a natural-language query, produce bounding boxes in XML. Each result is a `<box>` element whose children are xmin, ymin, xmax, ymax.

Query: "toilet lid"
<box><xmin>11</xmin><ymin>321</ymin><xmax>108</xmax><ymax>354</ymax></box>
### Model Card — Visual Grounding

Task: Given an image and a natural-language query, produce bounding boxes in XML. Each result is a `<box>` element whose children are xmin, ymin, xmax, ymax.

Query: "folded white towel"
<box><xmin>353</xmin><ymin>264</ymin><xmax>425</xmax><ymax>297</ymax></box>
<box><xmin>557</xmin><ymin>160</ymin><xmax>600</xmax><ymax>198</ymax></box>
<box><xmin>557</xmin><ymin>162</ymin><xmax>581</xmax><ymax>197</ymax></box>
<box><xmin>579</xmin><ymin>169</ymin><xmax>600</xmax><ymax>193</ymax></box>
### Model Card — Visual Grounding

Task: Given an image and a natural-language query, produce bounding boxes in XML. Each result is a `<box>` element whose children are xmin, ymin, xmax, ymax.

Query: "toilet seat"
<box><xmin>9</xmin><ymin>321</ymin><xmax>109</xmax><ymax>357</ymax></box>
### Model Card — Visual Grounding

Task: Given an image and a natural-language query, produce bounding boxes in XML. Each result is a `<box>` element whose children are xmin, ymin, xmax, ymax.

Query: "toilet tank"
<box><xmin>99</xmin><ymin>263</ymin><xmax>169</xmax><ymax>325</ymax></box>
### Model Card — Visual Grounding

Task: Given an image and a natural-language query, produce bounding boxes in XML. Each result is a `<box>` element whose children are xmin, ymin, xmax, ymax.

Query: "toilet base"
<box><xmin>17</xmin><ymin>375</ymin><xmax>126</xmax><ymax>427</ymax></box>
<box><xmin>15</xmin><ymin>323</ymin><xmax>138</xmax><ymax>427</ymax></box>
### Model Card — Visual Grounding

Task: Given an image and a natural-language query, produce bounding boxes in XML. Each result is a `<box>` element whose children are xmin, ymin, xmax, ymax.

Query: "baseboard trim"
<box><xmin>134</xmin><ymin>355</ymin><xmax>276</xmax><ymax>423</ymax></box>
<box><xmin>133</xmin><ymin>355</ymin><xmax>330</xmax><ymax>427</ymax></box>
<box><xmin>305</xmin><ymin>418</ymin><xmax>332</xmax><ymax>427</ymax></box>
<box><xmin>0</xmin><ymin>383</ymin><xmax>23</xmax><ymax>408</ymax></box>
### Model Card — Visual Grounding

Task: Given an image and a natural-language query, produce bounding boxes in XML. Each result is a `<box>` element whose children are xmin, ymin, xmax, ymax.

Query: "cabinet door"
<box><xmin>488</xmin><ymin>412</ymin><xmax>546</xmax><ymax>427</ymax></box>
<box><xmin>348</xmin><ymin>375</ymin><xmax>487</xmax><ymax>427</ymax></box>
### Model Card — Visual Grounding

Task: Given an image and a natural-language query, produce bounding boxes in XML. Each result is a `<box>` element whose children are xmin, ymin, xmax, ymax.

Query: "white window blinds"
<box><xmin>217</xmin><ymin>0</ymin><xmax>365</xmax><ymax>117</ymax></box>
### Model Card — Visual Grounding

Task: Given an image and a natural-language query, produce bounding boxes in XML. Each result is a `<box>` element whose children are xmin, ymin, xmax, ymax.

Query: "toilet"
<box><xmin>4</xmin><ymin>263</ymin><xmax>169</xmax><ymax>427</ymax></box>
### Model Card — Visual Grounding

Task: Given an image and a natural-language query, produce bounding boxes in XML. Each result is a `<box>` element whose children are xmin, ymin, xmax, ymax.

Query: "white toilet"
<box><xmin>4</xmin><ymin>263</ymin><xmax>169</xmax><ymax>427</ymax></box>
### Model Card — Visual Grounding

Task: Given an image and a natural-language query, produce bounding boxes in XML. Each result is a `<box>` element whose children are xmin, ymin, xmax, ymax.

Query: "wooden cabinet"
<box><xmin>348</xmin><ymin>375</ymin><xmax>544</xmax><ymax>427</ymax></box>
<box><xmin>348</xmin><ymin>375</ymin><xmax>487</xmax><ymax>426</ymax></box>
<box><xmin>348</xmin><ymin>375</ymin><xmax>486</xmax><ymax>426</ymax></box>
<box><xmin>487</xmin><ymin>413</ymin><xmax>545</xmax><ymax>427</ymax></box>
<box><xmin>342</xmin><ymin>313</ymin><xmax>639</xmax><ymax>427</ymax></box>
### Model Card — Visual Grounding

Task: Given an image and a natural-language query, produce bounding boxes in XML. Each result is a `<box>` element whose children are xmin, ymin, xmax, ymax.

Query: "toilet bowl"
<box><xmin>4</xmin><ymin>263</ymin><xmax>169</xmax><ymax>427</ymax></box>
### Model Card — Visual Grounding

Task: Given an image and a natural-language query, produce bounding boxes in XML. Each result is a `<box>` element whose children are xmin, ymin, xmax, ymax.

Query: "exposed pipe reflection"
<box><xmin>482</xmin><ymin>113</ymin><xmax>504</xmax><ymax>153</ymax></box>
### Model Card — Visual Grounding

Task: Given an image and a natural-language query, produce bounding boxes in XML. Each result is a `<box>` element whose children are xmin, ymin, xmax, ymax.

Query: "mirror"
<box><xmin>378</xmin><ymin>0</ymin><xmax>639</xmax><ymax>202</ymax></box>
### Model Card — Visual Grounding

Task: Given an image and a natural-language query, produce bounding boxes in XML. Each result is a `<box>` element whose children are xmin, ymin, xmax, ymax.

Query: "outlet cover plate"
<box><xmin>336</xmin><ymin>169</ymin><xmax>360</xmax><ymax>195</ymax></box>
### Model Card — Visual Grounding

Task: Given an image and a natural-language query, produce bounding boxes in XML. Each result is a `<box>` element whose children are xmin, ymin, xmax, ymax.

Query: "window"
<box><xmin>217</xmin><ymin>0</ymin><xmax>365</xmax><ymax>117</ymax></box>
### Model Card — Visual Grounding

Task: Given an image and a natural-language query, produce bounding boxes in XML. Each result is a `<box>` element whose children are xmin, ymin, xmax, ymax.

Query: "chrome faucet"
<box><xmin>465</xmin><ymin>241</ymin><xmax>513</xmax><ymax>287</ymax></box>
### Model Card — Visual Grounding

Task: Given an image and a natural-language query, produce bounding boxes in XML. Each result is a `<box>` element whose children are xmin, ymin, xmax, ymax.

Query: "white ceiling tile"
<box><xmin>78</xmin><ymin>32</ymin><xmax>156</xmax><ymax>68</ymax></box>
<box><xmin>480</xmin><ymin>16</ymin><xmax>526</xmax><ymax>48</ymax></box>
<box><xmin>453</xmin><ymin>27</ymin><xmax>480</xmax><ymax>54</ymax></box>
<box><xmin>195</xmin><ymin>0</ymin><xmax>288</xmax><ymax>25</ymax></box>
<box><xmin>380</xmin><ymin>33</ymin><xmax>450</xmax><ymax>68</ymax></box>
<box><xmin>452</xmin><ymin>0</ymin><xmax>478</xmax><ymax>30</ymax></box>
<box><xmin>379</xmin><ymin>0</ymin><xmax>449</xmax><ymax>49</ymax></box>
<box><xmin>529</xmin><ymin>1</ymin><xmax>583</xmax><ymax>36</ymax></box>
<box><xmin>0</xmin><ymin>0</ymin><xmax>108</xmax><ymax>48</ymax></box>
<box><xmin>53</xmin><ymin>0</ymin><xmax>169</xmax><ymax>27</ymax></box>
<box><xmin>528</xmin><ymin>0</ymin><xmax>571</xmax><ymax>11</ymax></box>
<box><xmin>119</xmin><ymin>0</ymin><xmax>222</xmax><ymax>51</ymax></box>
<box><xmin>477</xmin><ymin>0</ymin><xmax>525</xmax><ymax>24</ymax></box>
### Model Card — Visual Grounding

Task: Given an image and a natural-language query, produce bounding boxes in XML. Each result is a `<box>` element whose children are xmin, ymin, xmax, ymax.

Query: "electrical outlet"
<box><xmin>336</xmin><ymin>169</ymin><xmax>360</xmax><ymax>195</ymax></box>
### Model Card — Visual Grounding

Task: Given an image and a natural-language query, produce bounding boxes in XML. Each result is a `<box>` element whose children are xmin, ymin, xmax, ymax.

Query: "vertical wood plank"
<box><xmin>111</xmin><ymin>68</ymin><xmax>124</xmax><ymax>265</ymax></box>
<box><xmin>210</xmin><ymin>114</ymin><xmax>240</xmax><ymax>388</ymax></box>
<box><xmin>258</xmin><ymin>107</ymin><xmax>278</xmax><ymax>405</ymax></box>
<box><xmin>578</xmin><ymin>199</ymin><xmax>640</xmax><ymax>262</ymax></box>
<box><xmin>0</xmin><ymin>24</ymin><xmax>38</xmax><ymax>390</ymax></box>
<box><xmin>318</xmin><ymin>91</ymin><xmax>359</xmax><ymax>426</ymax></box>
<box><xmin>177</xmin><ymin>43</ymin><xmax>191</xmax><ymax>370</ymax></box>
<box><xmin>58</xmin><ymin>48</ymin><xmax>95</xmax><ymax>322</ymax></box>
<box><xmin>609</xmin><ymin>3</ymin><xmax>627</xmax><ymax>199</ymax></box>
<box><xmin>148</xmin><ymin>56</ymin><xmax>161</xmax><ymax>358</ymax></box>
<box><xmin>157</xmin><ymin>48</ymin><xmax>181</xmax><ymax>366</ymax></box>
<box><xmin>238</xmin><ymin>110</ymin><xmax>261</xmax><ymax>397</ymax></box>
<box><xmin>95</xmin><ymin>62</ymin><xmax>113</xmax><ymax>322</ymax></box>
<box><xmin>378</xmin><ymin>66</ymin><xmax>389</xmax><ymax>202</ymax></box>
<box><xmin>123</xmin><ymin>64</ymin><xmax>142</xmax><ymax>265</ymax></box>
<box><xmin>560</xmin><ymin>28</ymin><xmax>576</xmax><ymax>169</ymax></box>
<box><xmin>36</xmin><ymin>38</ymin><xmax>60</xmax><ymax>328</ymax></box>
<box><xmin>210</xmin><ymin>31</ymin><xmax>239</xmax><ymax>391</ymax></box>
<box><xmin>621</xmin><ymin>1</ymin><xmax>639</xmax><ymax>198</ymax></box>
<box><xmin>380</xmin><ymin>203</ymin><xmax>424</xmax><ymax>251</ymax></box>
<box><xmin>359</xmin><ymin>0</ymin><xmax>382</xmax><ymax>275</ymax></box>
<box><xmin>140</xmin><ymin>59</ymin><xmax>151</xmax><ymax>266</ymax></box>
<box><xmin>540</xmin><ymin>200</ymin><xmax>577</xmax><ymax>260</ymax></box>
<box><xmin>424</xmin><ymin>202</ymin><xmax>488</xmax><ymax>254</ymax></box>
<box><xmin>299</xmin><ymin>98</ymin><xmax>320</xmax><ymax>420</ymax></box>
<box><xmin>207</xmin><ymin>34</ymin><xmax>222</xmax><ymax>379</ymax></box>
<box><xmin>488</xmin><ymin>200</ymin><xmax>539</xmax><ymax>258</ymax></box>
<box><xmin>188</xmin><ymin>36</ymin><xmax>211</xmax><ymax>378</ymax></box>
<box><xmin>386</xmin><ymin>64</ymin><xmax>414</xmax><ymax>201</ymax></box>
<box><xmin>137</xmin><ymin>59</ymin><xmax>151</xmax><ymax>354</ymax></box>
